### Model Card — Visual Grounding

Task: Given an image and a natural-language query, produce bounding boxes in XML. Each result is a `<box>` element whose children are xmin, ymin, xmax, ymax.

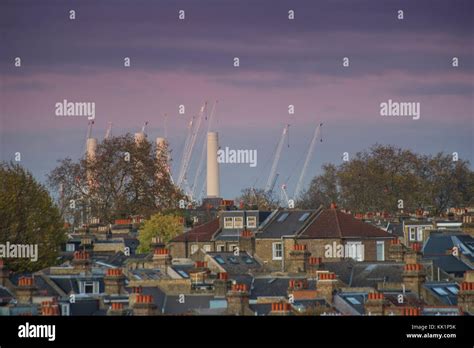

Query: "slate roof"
<box><xmin>208</xmin><ymin>251</ymin><xmax>263</xmax><ymax>275</ymax></box>
<box><xmin>300</xmin><ymin>208</ymin><xmax>394</xmax><ymax>239</ymax></box>
<box><xmin>249</xmin><ymin>276</ymin><xmax>316</xmax><ymax>300</ymax></box>
<box><xmin>171</xmin><ymin>218</ymin><xmax>220</xmax><ymax>242</ymax></box>
<box><xmin>323</xmin><ymin>260</ymin><xmax>404</xmax><ymax>287</ymax></box>
<box><xmin>423</xmin><ymin>282</ymin><xmax>459</xmax><ymax>306</ymax></box>
<box><xmin>257</xmin><ymin>210</ymin><xmax>316</xmax><ymax>239</ymax></box>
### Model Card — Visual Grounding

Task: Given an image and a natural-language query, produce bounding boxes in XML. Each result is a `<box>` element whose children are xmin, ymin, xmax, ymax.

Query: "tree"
<box><xmin>0</xmin><ymin>162</ymin><xmax>66</xmax><ymax>272</ymax></box>
<box><xmin>298</xmin><ymin>164</ymin><xmax>339</xmax><ymax>209</ymax></box>
<box><xmin>301</xmin><ymin>144</ymin><xmax>473</xmax><ymax>215</ymax></box>
<box><xmin>236</xmin><ymin>187</ymin><xmax>278</xmax><ymax>210</ymax></box>
<box><xmin>48</xmin><ymin>134</ymin><xmax>184</xmax><ymax>226</ymax></box>
<box><xmin>137</xmin><ymin>213</ymin><xmax>183</xmax><ymax>253</ymax></box>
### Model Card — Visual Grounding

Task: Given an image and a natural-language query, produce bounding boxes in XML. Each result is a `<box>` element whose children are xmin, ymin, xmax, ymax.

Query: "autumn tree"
<box><xmin>48</xmin><ymin>134</ymin><xmax>183</xmax><ymax>226</ymax></box>
<box><xmin>298</xmin><ymin>164</ymin><xmax>339</xmax><ymax>209</ymax></box>
<box><xmin>137</xmin><ymin>213</ymin><xmax>183</xmax><ymax>253</ymax></box>
<box><xmin>236</xmin><ymin>187</ymin><xmax>278</xmax><ymax>210</ymax></box>
<box><xmin>0</xmin><ymin>162</ymin><xmax>66</xmax><ymax>272</ymax></box>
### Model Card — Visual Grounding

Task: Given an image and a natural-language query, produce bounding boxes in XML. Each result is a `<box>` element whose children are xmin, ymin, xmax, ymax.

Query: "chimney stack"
<box><xmin>307</xmin><ymin>257</ymin><xmax>323</xmax><ymax>277</ymax></box>
<box><xmin>317</xmin><ymin>272</ymin><xmax>338</xmax><ymax>304</ymax></box>
<box><xmin>72</xmin><ymin>250</ymin><xmax>91</xmax><ymax>271</ymax></box>
<box><xmin>402</xmin><ymin>263</ymin><xmax>426</xmax><ymax>297</ymax></box>
<box><xmin>16</xmin><ymin>276</ymin><xmax>36</xmax><ymax>303</ymax></box>
<box><xmin>107</xmin><ymin>302</ymin><xmax>127</xmax><ymax>316</ymax></box>
<box><xmin>388</xmin><ymin>238</ymin><xmax>405</xmax><ymax>262</ymax></box>
<box><xmin>287</xmin><ymin>244</ymin><xmax>310</xmax><ymax>273</ymax></box>
<box><xmin>189</xmin><ymin>261</ymin><xmax>209</xmax><ymax>284</ymax></box>
<box><xmin>41</xmin><ymin>300</ymin><xmax>60</xmax><ymax>316</ymax></box>
<box><xmin>152</xmin><ymin>248</ymin><xmax>172</xmax><ymax>270</ymax></box>
<box><xmin>269</xmin><ymin>302</ymin><xmax>293</xmax><ymax>316</ymax></box>
<box><xmin>214</xmin><ymin>272</ymin><xmax>230</xmax><ymax>297</ymax></box>
<box><xmin>206</xmin><ymin>132</ymin><xmax>220</xmax><ymax>198</ymax></box>
<box><xmin>128</xmin><ymin>286</ymin><xmax>143</xmax><ymax>307</ymax></box>
<box><xmin>132</xmin><ymin>294</ymin><xmax>158</xmax><ymax>316</ymax></box>
<box><xmin>134</xmin><ymin>132</ymin><xmax>146</xmax><ymax>145</ymax></box>
<box><xmin>104</xmin><ymin>268</ymin><xmax>126</xmax><ymax>295</ymax></box>
<box><xmin>239</xmin><ymin>230</ymin><xmax>255</xmax><ymax>256</ymax></box>
<box><xmin>458</xmin><ymin>270</ymin><xmax>474</xmax><ymax>314</ymax></box>
<box><xmin>365</xmin><ymin>292</ymin><xmax>385</xmax><ymax>316</ymax></box>
<box><xmin>225</xmin><ymin>284</ymin><xmax>253</xmax><ymax>316</ymax></box>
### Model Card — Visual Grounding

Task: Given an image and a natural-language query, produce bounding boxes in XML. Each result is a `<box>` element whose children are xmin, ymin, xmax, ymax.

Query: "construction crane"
<box><xmin>141</xmin><ymin>121</ymin><xmax>148</xmax><ymax>135</ymax></box>
<box><xmin>265</xmin><ymin>124</ymin><xmax>289</xmax><ymax>194</ymax></box>
<box><xmin>293</xmin><ymin>122</ymin><xmax>323</xmax><ymax>199</ymax></box>
<box><xmin>191</xmin><ymin>100</ymin><xmax>218</xmax><ymax>200</ymax></box>
<box><xmin>280</xmin><ymin>184</ymin><xmax>290</xmax><ymax>207</ymax></box>
<box><xmin>104</xmin><ymin>122</ymin><xmax>113</xmax><ymax>139</ymax></box>
<box><xmin>177</xmin><ymin>102</ymin><xmax>207</xmax><ymax>190</ymax></box>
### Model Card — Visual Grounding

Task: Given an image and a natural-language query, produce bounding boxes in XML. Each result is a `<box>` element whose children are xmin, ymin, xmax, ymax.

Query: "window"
<box><xmin>80</xmin><ymin>280</ymin><xmax>99</xmax><ymax>294</ymax></box>
<box><xmin>433</xmin><ymin>287</ymin><xmax>448</xmax><ymax>296</ymax></box>
<box><xmin>229</xmin><ymin>244</ymin><xmax>238</xmax><ymax>252</ymax></box>
<box><xmin>224</xmin><ymin>217</ymin><xmax>234</xmax><ymax>229</ymax></box>
<box><xmin>346</xmin><ymin>241</ymin><xmax>364</xmax><ymax>261</ymax></box>
<box><xmin>66</xmin><ymin>243</ymin><xmax>75</xmax><ymax>252</ymax></box>
<box><xmin>190</xmin><ymin>244</ymin><xmax>199</xmax><ymax>255</ymax></box>
<box><xmin>247</xmin><ymin>216</ymin><xmax>257</xmax><ymax>228</ymax></box>
<box><xmin>417</xmin><ymin>228</ymin><xmax>424</xmax><ymax>242</ymax></box>
<box><xmin>376</xmin><ymin>241</ymin><xmax>385</xmax><ymax>261</ymax></box>
<box><xmin>234</xmin><ymin>217</ymin><xmax>244</xmax><ymax>229</ymax></box>
<box><xmin>409</xmin><ymin>227</ymin><xmax>416</xmax><ymax>241</ymax></box>
<box><xmin>446</xmin><ymin>286</ymin><xmax>458</xmax><ymax>295</ymax></box>
<box><xmin>299</xmin><ymin>212</ymin><xmax>310</xmax><ymax>222</ymax></box>
<box><xmin>346</xmin><ymin>297</ymin><xmax>361</xmax><ymax>305</ymax></box>
<box><xmin>214</xmin><ymin>256</ymin><xmax>225</xmax><ymax>264</ymax></box>
<box><xmin>272</xmin><ymin>242</ymin><xmax>283</xmax><ymax>260</ymax></box>
<box><xmin>61</xmin><ymin>303</ymin><xmax>70</xmax><ymax>316</ymax></box>
<box><xmin>277</xmin><ymin>213</ymin><xmax>289</xmax><ymax>222</ymax></box>
<box><xmin>203</xmin><ymin>245</ymin><xmax>211</xmax><ymax>252</ymax></box>
<box><xmin>217</xmin><ymin>245</ymin><xmax>225</xmax><ymax>252</ymax></box>
<box><xmin>177</xmin><ymin>270</ymin><xmax>189</xmax><ymax>278</ymax></box>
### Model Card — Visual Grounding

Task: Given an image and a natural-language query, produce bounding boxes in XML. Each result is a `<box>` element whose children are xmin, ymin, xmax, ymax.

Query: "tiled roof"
<box><xmin>170</xmin><ymin>218</ymin><xmax>220</xmax><ymax>242</ymax></box>
<box><xmin>300</xmin><ymin>208</ymin><xmax>393</xmax><ymax>239</ymax></box>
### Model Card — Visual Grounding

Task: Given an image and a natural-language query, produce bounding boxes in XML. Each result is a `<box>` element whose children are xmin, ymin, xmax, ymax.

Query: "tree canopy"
<box><xmin>0</xmin><ymin>162</ymin><xmax>66</xmax><ymax>272</ymax></box>
<box><xmin>298</xmin><ymin>145</ymin><xmax>473</xmax><ymax>215</ymax></box>
<box><xmin>137</xmin><ymin>213</ymin><xmax>183</xmax><ymax>253</ymax></box>
<box><xmin>48</xmin><ymin>134</ymin><xmax>184</xmax><ymax>226</ymax></box>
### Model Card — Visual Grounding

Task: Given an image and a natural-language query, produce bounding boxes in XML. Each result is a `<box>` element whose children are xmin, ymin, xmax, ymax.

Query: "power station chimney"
<box><xmin>206</xmin><ymin>132</ymin><xmax>220</xmax><ymax>198</ymax></box>
<box><xmin>134</xmin><ymin>132</ymin><xmax>146</xmax><ymax>145</ymax></box>
<box><xmin>156</xmin><ymin>137</ymin><xmax>166</xmax><ymax>159</ymax></box>
<box><xmin>86</xmin><ymin>138</ymin><xmax>97</xmax><ymax>162</ymax></box>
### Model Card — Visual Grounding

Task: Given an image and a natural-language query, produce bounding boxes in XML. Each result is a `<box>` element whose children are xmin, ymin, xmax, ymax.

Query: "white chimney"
<box><xmin>134</xmin><ymin>132</ymin><xmax>146</xmax><ymax>145</ymax></box>
<box><xmin>86</xmin><ymin>138</ymin><xmax>97</xmax><ymax>162</ymax></box>
<box><xmin>206</xmin><ymin>132</ymin><xmax>220</xmax><ymax>198</ymax></box>
<box><xmin>156</xmin><ymin>137</ymin><xmax>166</xmax><ymax>159</ymax></box>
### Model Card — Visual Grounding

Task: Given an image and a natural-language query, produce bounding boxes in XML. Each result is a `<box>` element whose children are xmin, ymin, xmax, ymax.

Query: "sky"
<box><xmin>1</xmin><ymin>0</ymin><xmax>473</xmax><ymax>200</ymax></box>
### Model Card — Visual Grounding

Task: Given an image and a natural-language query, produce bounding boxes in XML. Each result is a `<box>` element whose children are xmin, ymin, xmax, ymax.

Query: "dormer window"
<box><xmin>234</xmin><ymin>217</ymin><xmax>244</xmax><ymax>229</ymax></box>
<box><xmin>224</xmin><ymin>217</ymin><xmax>234</xmax><ymax>229</ymax></box>
<box><xmin>79</xmin><ymin>280</ymin><xmax>99</xmax><ymax>294</ymax></box>
<box><xmin>247</xmin><ymin>216</ymin><xmax>257</xmax><ymax>228</ymax></box>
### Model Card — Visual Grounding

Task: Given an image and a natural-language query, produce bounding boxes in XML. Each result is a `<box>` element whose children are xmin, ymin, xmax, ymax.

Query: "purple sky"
<box><xmin>1</xmin><ymin>0</ymin><xmax>473</xmax><ymax>199</ymax></box>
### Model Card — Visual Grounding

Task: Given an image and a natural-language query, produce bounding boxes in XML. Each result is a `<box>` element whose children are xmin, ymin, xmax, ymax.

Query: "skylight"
<box><xmin>299</xmin><ymin>212</ymin><xmax>310</xmax><ymax>222</ymax></box>
<box><xmin>446</xmin><ymin>286</ymin><xmax>458</xmax><ymax>295</ymax></box>
<box><xmin>177</xmin><ymin>270</ymin><xmax>189</xmax><ymax>278</ymax></box>
<box><xmin>242</xmin><ymin>256</ymin><xmax>254</xmax><ymax>264</ymax></box>
<box><xmin>228</xmin><ymin>256</ymin><xmax>239</xmax><ymax>264</ymax></box>
<box><xmin>433</xmin><ymin>287</ymin><xmax>448</xmax><ymax>296</ymax></box>
<box><xmin>215</xmin><ymin>256</ymin><xmax>225</xmax><ymax>265</ymax></box>
<box><xmin>347</xmin><ymin>297</ymin><xmax>361</xmax><ymax>305</ymax></box>
<box><xmin>277</xmin><ymin>212</ymin><xmax>289</xmax><ymax>222</ymax></box>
